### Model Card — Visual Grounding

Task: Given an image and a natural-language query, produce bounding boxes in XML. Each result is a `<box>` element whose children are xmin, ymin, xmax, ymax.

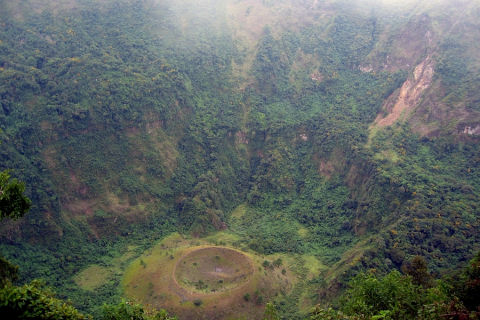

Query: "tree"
<box><xmin>0</xmin><ymin>173</ymin><xmax>88</xmax><ymax>319</ymax></box>
<box><xmin>0</xmin><ymin>256</ymin><xmax>18</xmax><ymax>287</ymax></box>
<box><xmin>0</xmin><ymin>171</ymin><xmax>178</xmax><ymax>319</ymax></box>
<box><xmin>458</xmin><ymin>252</ymin><xmax>480</xmax><ymax>311</ymax></box>
<box><xmin>101</xmin><ymin>301</ymin><xmax>144</xmax><ymax>320</ymax></box>
<box><xmin>308</xmin><ymin>306</ymin><xmax>352</xmax><ymax>320</ymax></box>
<box><xmin>263</xmin><ymin>302</ymin><xmax>279</xmax><ymax>320</ymax></box>
<box><xmin>101</xmin><ymin>300</ymin><xmax>177</xmax><ymax>320</ymax></box>
<box><xmin>0</xmin><ymin>280</ymin><xmax>89</xmax><ymax>319</ymax></box>
<box><xmin>0</xmin><ymin>170</ymin><xmax>31</xmax><ymax>220</ymax></box>
<box><xmin>341</xmin><ymin>270</ymin><xmax>421</xmax><ymax>319</ymax></box>
<box><xmin>0</xmin><ymin>170</ymin><xmax>31</xmax><ymax>286</ymax></box>
<box><xmin>401</xmin><ymin>256</ymin><xmax>433</xmax><ymax>288</ymax></box>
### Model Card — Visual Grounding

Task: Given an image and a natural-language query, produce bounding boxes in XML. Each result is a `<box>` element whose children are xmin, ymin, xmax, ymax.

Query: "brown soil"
<box><xmin>374</xmin><ymin>56</ymin><xmax>434</xmax><ymax>127</ymax></box>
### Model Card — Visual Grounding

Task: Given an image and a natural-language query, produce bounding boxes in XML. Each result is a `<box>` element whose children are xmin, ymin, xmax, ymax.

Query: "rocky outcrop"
<box><xmin>462</xmin><ymin>125</ymin><xmax>480</xmax><ymax>136</ymax></box>
<box><xmin>374</xmin><ymin>56</ymin><xmax>434</xmax><ymax>127</ymax></box>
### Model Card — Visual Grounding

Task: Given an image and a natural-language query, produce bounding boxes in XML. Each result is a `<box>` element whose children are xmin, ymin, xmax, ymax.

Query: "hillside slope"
<box><xmin>1</xmin><ymin>0</ymin><xmax>479</xmax><ymax>317</ymax></box>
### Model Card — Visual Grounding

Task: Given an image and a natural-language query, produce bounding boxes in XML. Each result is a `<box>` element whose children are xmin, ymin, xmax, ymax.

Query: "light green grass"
<box><xmin>298</xmin><ymin>226</ymin><xmax>309</xmax><ymax>238</ymax></box>
<box><xmin>302</xmin><ymin>255</ymin><xmax>328</xmax><ymax>279</ymax></box>
<box><xmin>73</xmin><ymin>265</ymin><xmax>112</xmax><ymax>291</ymax></box>
<box><xmin>230</xmin><ymin>203</ymin><xmax>248</xmax><ymax>219</ymax></box>
<box><xmin>374</xmin><ymin>149</ymin><xmax>401</xmax><ymax>163</ymax></box>
<box><xmin>122</xmin><ymin>232</ymin><xmax>298</xmax><ymax>320</ymax></box>
<box><xmin>204</xmin><ymin>231</ymin><xmax>242</xmax><ymax>245</ymax></box>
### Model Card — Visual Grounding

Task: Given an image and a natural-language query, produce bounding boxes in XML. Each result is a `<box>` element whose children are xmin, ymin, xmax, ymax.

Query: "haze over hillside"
<box><xmin>0</xmin><ymin>0</ymin><xmax>479</xmax><ymax>318</ymax></box>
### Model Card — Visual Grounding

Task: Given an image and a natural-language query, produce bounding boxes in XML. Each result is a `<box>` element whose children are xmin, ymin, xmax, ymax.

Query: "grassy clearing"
<box><xmin>175</xmin><ymin>247</ymin><xmax>253</xmax><ymax>294</ymax></box>
<box><xmin>71</xmin><ymin>228</ymin><xmax>364</xmax><ymax>319</ymax></box>
<box><xmin>72</xmin><ymin>230</ymin><xmax>353</xmax><ymax>318</ymax></box>
<box><xmin>324</xmin><ymin>238</ymin><xmax>374</xmax><ymax>283</ymax></box>
<box><xmin>374</xmin><ymin>149</ymin><xmax>401</xmax><ymax>163</ymax></box>
<box><xmin>230</xmin><ymin>204</ymin><xmax>248</xmax><ymax>219</ymax></box>
<box><xmin>297</xmin><ymin>226</ymin><xmax>309</xmax><ymax>238</ymax></box>
<box><xmin>204</xmin><ymin>230</ymin><xmax>242</xmax><ymax>245</ymax></box>
<box><xmin>302</xmin><ymin>255</ymin><xmax>328</xmax><ymax>279</ymax></box>
<box><xmin>73</xmin><ymin>265</ymin><xmax>112</xmax><ymax>291</ymax></box>
<box><xmin>122</xmin><ymin>232</ymin><xmax>297</xmax><ymax>320</ymax></box>
<box><xmin>73</xmin><ymin>243</ymin><xmax>141</xmax><ymax>291</ymax></box>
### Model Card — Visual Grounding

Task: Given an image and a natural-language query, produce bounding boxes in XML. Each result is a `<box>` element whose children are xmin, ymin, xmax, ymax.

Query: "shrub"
<box><xmin>0</xmin><ymin>280</ymin><xmax>88</xmax><ymax>320</ymax></box>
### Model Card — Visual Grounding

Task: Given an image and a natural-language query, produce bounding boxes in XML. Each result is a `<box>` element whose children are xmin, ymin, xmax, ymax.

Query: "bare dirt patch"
<box><xmin>374</xmin><ymin>56</ymin><xmax>434</xmax><ymax>128</ymax></box>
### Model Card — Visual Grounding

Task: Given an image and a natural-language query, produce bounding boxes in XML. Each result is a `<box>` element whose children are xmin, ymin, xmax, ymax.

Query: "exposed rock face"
<box><xmin>463</xmin><ymin>125</ymin><xmax>480</xmax><ymax>136</ymax></box>
<box><xmin>374</xmin><ymin>56</ymin><xmax>434</xmax><ymax>127</ymax></box>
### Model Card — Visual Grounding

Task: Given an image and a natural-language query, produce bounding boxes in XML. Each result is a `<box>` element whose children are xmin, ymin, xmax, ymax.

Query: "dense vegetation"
<box><xmin>1</xmin><ymin>0</ymin><xmax>480</xmax><ymax>318</ymax></box>
<box><xmin>308</xmin><ymin>253</ymin><xmax>480</xmax><ymax>320</ymax></box>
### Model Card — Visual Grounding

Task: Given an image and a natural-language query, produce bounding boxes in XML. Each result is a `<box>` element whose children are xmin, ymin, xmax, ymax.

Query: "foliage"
<box><xmin>308</xmin><ymin>307</ymin><xmax>355</xmax><ymax>320</ymax></box>
<box><xmin>455</xmin><ymin>252</ymin><xmax>480</xmax><ymax>312</ymax></box>
<box><xmin>0</xmin><ymin>255</ymin><xmax>18</xmax><ymax>287</ymax></box>
<box><xmin>263</xmin><ymin>302</ymin><xmax>280</xmax><ymax>320</ymax></box>
<box><xmin>0</xmin><ymin>280</ymin><xmax>89</xmax><ymax>319</ymax></box>
<box><xmin>311</xmin><ymin>253</ymin><xmax>480</xmax><ymax>320</ymax></box>
<box><xmin>0</xmin><ymin>170</ymin><xmax>26</xmax><ymax>288</ymax></box>
<box><xmin>369</xmin><ymin>127</ymin><xmax>480</xmax><ymax>272</ymax></box>
<box><xmin>340</xmin><ymin>270</ymin><xmax>421</xmax><ymax>319</ymax></box>
<box><xmin>0</xmin><ymin>170</ymin><xmax>31</xmax><ymax>220</ymax></box>
<box><xmin>101</xmin><ymin>300</ymin><xmax>176</xmax><ymax>320</ymax></box>
<box><xmin>401</xmin><ymin>256</ymin><xmax>432</xmax><ymax>288</ymax></box>
<box><xmin>0</xmin><ymin>0</ymin><xmax>479</xmax><ymax>318</ymax></box>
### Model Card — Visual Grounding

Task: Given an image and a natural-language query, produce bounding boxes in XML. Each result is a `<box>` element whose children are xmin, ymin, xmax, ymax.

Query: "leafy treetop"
<box><xmin>0</xmin><ymin>170</ymin><xmax>31</xmax><ymax>220</ymax></box>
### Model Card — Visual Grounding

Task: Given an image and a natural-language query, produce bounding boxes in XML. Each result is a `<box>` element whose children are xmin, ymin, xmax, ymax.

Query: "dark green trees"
<box><xmin>340</xmin><ymin>270</ymin><xmax>421</xmax><ymax>319</ymax></box>
<box><xmin>0</xmin><ymin>170</ymin><xmax>31</xmax><ymax>220</ymax></box>
<box><xmin>101</xmin><ymin>300</ymin><xmax>177</xmax><ymax>320</ymax></box>
<box><xmin>457</xmin><ymin>252</ymin><xmax>480</xmax><ymax>312</ymax></box>
<box><xmin>309</xmin><ymin>253</ymin><xmax>480</xmax><ymax>320</ymax></box>
<box><xmin>0</xmin><ymin>172</ymin><xmax>88</xmax><ymax>319</ymax></box>
<box><xmin>0</xmin><ymin>170</ymin><xmax>31</xmax><ymax>286</ymax></box>
<box><xmin>0</xmin><ymin>280</ymin><xmax>89</xmax><ymax>320</ymax></box>
<box><xmin>401</xmin><ymin>256</ymin><xmax>433</xmax><ymax>288</ymax></box>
